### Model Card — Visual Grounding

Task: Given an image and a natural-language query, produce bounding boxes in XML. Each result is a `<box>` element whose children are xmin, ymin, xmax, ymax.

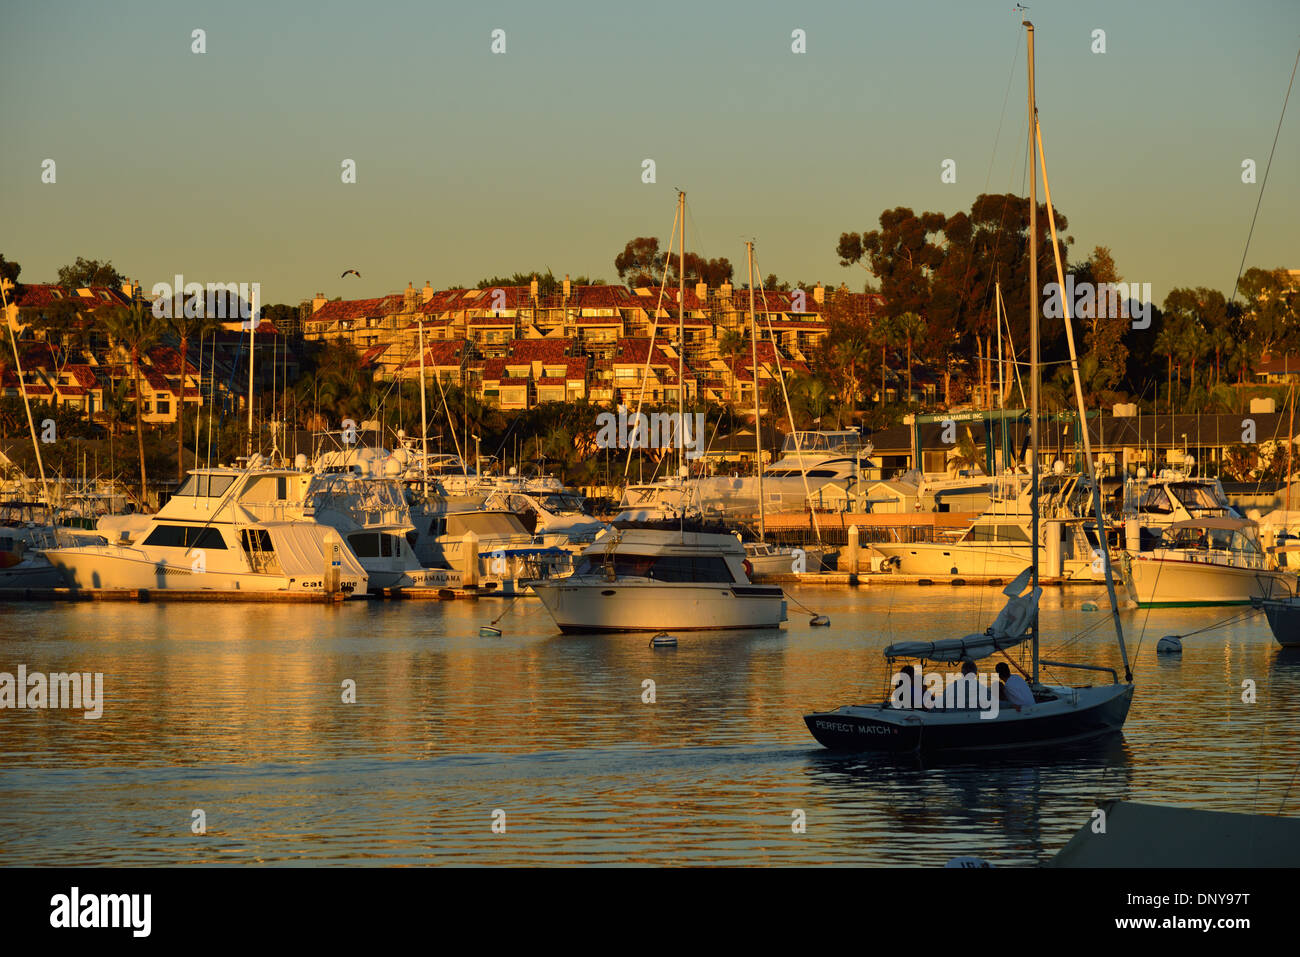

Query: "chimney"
<box><xmin>720</xmin><ymin>280</ymin><xmax>733</xmax><ymax>298</ymax></box>
<box><xmin>121</xmin><ymin>280</ymin><xmax>134</xmax><ymax>299</ymax></box>
<box><xmin>695</xmin><ymin>281</ymin><xmax>707</xmax><ymax>303</ymax></box>
<box><xmin>404</xmin><ymin>281</ymin><xmax>417</xmax><ymax>311</ymax></box>
<box><xmin>422</xmin><ymin>280</ymin><xmax>434</xmax><ymax>303</ymax></box>
<box><xmin>813</xmin><ymin>282</ymin><xmax>825</xmax><ymax>305</ymax></box>
<box><xmin>530</xmin><ymin>275</ymin><xmax>539</xmax><ymax>302</ymax></box>
<box><xmin>312</xmin><ymin>292</ymin><xmax>327</xmax><ymax>313</ymax></box>
<box><xmin>563</xmin><ymin>274</ymin><xmax>571</xmax><ymax>299</ymax></box>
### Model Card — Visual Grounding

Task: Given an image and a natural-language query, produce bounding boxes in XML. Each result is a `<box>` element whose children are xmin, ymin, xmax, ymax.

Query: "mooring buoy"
<box><xmin>1156</xmin><ymin>635</ymin><xmax>1183</xmax><ymax>655</ymax></box>
<box><xmin>650</xmin><ymin>632</ymin><xmax>677</xmax><ymax>648</ymax></box>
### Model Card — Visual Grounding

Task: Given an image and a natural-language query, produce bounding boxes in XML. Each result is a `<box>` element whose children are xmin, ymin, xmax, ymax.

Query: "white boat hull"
<box><xmin>1121</xmin><ymin>552</ymin><xmax>1296</xmax><ymax>607</ymax></box>
<box><xmin>872</xmin><ymin>542</ymin><xmax>1034</xmax><ymax>576</ymax></box>
<box><xmin>42</xmin><ymin>547</ymin><xmax>365</xmax><ymax>596</ymax></box>
<box><xmin>530</xmin><ymin>578</ymin><xmax>787</xmax><ymax>632</ymax></box>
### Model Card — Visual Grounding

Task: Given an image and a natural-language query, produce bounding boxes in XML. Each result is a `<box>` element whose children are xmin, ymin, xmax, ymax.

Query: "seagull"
<box><xmin>341</xmin><ymin>269</ymin><xmax>361</xmax><ymax>279</ymax></box>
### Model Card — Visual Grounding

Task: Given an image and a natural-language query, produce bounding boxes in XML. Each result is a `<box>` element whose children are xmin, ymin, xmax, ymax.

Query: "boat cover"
<box><xmin>266</xmin><ymin>522</ymin><xmax>367</xmax><ymax>579</ymax></box>
<box><xmin>1049</xmin><ymin>800</ymin><xmax>1300</xmax><ymax>867</ymax></box>
<box><xmin>884</xmin><ymin>632</ymin><xmax>1031</xmax><ymax>663</ymax></box>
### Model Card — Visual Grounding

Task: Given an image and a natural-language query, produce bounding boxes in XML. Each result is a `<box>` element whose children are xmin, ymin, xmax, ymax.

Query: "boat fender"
<box><xmin>743</xmin><ymin>559</ymin><xmax>753</xmax><ymax>579</ymax></box>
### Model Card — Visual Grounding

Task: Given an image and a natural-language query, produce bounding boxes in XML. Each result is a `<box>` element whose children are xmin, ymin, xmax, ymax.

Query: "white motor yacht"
<box><xmin>530</xmin><ymin>520</ymin><xmax>787</xmax><ymax>633</ymax></box>
<box><xmin>42</xmin><ymin>467</ymin><xmax>368</xmax><ymax>596</ymax></box>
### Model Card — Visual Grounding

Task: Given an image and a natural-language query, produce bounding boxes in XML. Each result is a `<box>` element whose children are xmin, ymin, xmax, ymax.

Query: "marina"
<box><xmin>1</xmin><ymin>0</ymin><xmax>1297</xmax><ymax>912</ymax></box>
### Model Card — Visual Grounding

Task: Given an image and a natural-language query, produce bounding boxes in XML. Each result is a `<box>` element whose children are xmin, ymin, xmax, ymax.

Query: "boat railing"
<box><xmin>1038</xmin><ymin>659</ymin><xmax>1119</xmax><ymax>684</ymax></box>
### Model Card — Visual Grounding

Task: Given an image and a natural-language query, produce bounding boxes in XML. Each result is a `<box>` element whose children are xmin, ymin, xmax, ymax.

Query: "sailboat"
<box><xmin>804</xmin><ymin>19</ymin><xmax>1135</xmax><ymax>753</ymax></box>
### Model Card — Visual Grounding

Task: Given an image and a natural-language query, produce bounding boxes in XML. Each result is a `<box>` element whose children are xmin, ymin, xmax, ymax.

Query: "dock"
<box><xmin>0</xmin><ymin>587</ymin><xmax>354</xmax><ymax>603</ymax></box>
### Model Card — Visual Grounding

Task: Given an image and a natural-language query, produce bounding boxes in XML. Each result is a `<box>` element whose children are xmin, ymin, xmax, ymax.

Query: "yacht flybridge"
<box><xmin>529</xmin><ymin>520</ymin><xmax>787</xmax><ymax>633</ymax></box>
<box><xmin>42</xmin><ymin>467</ymin><xmax>368</xmax><ymax>596</ymax></box>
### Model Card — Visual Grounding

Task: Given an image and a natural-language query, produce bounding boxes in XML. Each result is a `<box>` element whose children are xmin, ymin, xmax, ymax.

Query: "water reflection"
<box><xmin>0</xmin><ymin>585</ymin><xmax>1294</xmax><ymax>865</ymax></box>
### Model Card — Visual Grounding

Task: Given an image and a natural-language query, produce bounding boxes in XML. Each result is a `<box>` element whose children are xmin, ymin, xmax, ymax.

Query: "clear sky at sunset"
<box><xmin>2</xmin><ymin>0</ymin><xmax>1296</xmax><ymax>305</ymax></box>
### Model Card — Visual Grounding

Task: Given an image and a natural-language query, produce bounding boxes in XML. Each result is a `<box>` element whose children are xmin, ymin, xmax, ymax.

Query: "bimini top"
<box><xmin>1165</xmin><ymin>516</ymin><xmax>1255</xmax><ymax>532</ymax></box>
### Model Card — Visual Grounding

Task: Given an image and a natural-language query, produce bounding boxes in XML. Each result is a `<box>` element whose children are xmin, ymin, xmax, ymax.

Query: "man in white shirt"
<box><xmin>996</xmin><ymin>661</ymin><xmax>1035</xmax><ymax>709</ymax></box>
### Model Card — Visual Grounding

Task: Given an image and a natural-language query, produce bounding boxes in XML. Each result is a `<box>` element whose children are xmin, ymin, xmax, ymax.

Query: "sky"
<box><xmin>2</xmin><ymin>0</ymin><xmax>1297</xmax><ymax>306</ymax></box>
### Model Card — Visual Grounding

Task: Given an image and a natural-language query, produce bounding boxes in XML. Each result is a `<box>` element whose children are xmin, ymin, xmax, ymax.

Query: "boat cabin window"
<box><xmin>967</xmin><ymin>524</ymin><xmax>1030</xmax><ymax>543</ymax></box>
<box><xmin>1138</xmin><ymin>487</ymin><xmax>1173</xmax><ymax>514</ymax></box>
<box><xmin>142</xmin><ymin>524</ymin><xmax>228</xmax><ymax>549</ymax></box>
<box><xmin>174</xmin><ymin>474</ymin><xmax>237</xmax><ymax>498</ymax></box>
<box><xmin>577</xmin><ymin>554</ymin><xmax>733</xmax><ymax>582</ymax></box>
<box><xmin>1170</xmin><ymin>483</ymin><xmax>1227</xmax><ymax>512</ymax></box>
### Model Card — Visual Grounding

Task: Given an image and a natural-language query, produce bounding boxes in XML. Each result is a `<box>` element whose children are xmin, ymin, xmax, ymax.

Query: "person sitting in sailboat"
<box><xmin>996</xmin><ymin>661</ymin><xmax>1035</xmax><ymax>710</ymax></box>
<box><xmin>941</xmin><ymin>659</ymin><xmax>980</xmax><ymax>710</ymax></box>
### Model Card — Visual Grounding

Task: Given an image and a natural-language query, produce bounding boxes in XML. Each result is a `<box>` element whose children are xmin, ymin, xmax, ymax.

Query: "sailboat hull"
<box><xmin>804</xmin><ymin>683</ymin><xmax>1133</xmax><ymax>753</ymax></box>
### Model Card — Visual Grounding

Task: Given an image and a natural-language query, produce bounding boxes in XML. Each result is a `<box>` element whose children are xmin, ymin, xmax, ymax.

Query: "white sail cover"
<box><xmin>884</xmin><ymin>568</ymin><xmax>1041</xmax><ymax>662</ymax></box>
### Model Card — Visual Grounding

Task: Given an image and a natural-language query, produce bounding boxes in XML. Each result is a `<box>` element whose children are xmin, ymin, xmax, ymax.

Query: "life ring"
<box><xmin>743</xmin><ymin>558</ymin><xmax>754</xmax><ymax>579</ymax></box>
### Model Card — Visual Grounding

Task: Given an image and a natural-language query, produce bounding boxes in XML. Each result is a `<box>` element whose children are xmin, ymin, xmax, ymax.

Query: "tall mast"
<box><xmin>247</xmin><ymin>301</ymin><xmax>256</xmax><ymax>459</ymax></box>
<box><xmin>996</xmin><ymin>280</ymin><xmax>1005</xmax><ymax>410</ymax></box>
<box><xmin>678</xmin><ymin>190</ymin><xmax>686</xmax><ymax>485</ymax></box>
<box><xmin>1026</xmin><ymin>19</ymin><xmax>1040</xmax><ymax>684</ymax></box>
<box><xmin>418</xmin><ymin>319</ymin><xmax>429</xmax><ymax>498</ymax></box>
<box><xmin>678</xmin><ymin>189</ymin><xmax>687</xmax><ymax>540</ymax></box>
<box><xmin>747</xmin><ymin>241</ymin><xmax>765</xmax><ymax>542</ymax></box>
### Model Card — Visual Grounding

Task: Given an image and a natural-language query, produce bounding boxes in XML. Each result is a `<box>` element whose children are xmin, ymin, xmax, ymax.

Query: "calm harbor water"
<box><xmin>1</xmin><ymin>586</ymin><xmax>1296</xmax><ymax>866</ymax></box>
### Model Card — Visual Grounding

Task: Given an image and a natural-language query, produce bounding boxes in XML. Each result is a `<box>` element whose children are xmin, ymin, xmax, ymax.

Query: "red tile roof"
<box><xmin>306</xmin><ymin>295</ymin><xmax>403</xmax><ymax>325</ymax></box>
<box><xmin>507</xmin><ymin>338</ymin><xmax>568</xmax><ymax>362</ymax></box>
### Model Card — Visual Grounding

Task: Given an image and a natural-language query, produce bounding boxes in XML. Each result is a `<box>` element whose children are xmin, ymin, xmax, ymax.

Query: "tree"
<box><xmin>102</xmin><ymin>302</ymin><xmax>163</xmax><ymax>502</ymax></box>
<box><xmin>717</xmin><ymin>329</ymin><xmax>747</xmax><ymax>406</ymax></box>
<box><xmin>1075</xmin><ymin>246</ymin><xmax>1129</xmax><ymax>396</ymax></box>
<box><xmin>615</xmin><ymin>237</ymin><xmax>664</xmax><ymax>286</ymax></box>
<box><xmin>0</xmin><ymin>253</ymin><xmax>21</xmax><ymax>300</ymax></box>
<box><xmin>57</xmin><ymin>257</ymin><xmax>125</xmax><ymax>290</ymax></box>
<box><xmin>894</xmin><ymin>312</ymin><xmax>926</xmax><ymax>404</ymax></box>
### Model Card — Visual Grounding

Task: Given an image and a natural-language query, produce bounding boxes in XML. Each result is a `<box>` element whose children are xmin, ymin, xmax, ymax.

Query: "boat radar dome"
<box><xmin>396</xmin><ymin>429</ymin><xmax>406</xmax><ymax>440</ymax></box>
<box><xmin>509</xmin><ymin>467</ymin><xmax>517</xmax><ymax>476</ymax></box>
<box><xmin>1136</xmin><ymin>467</ymin><xmax>1148</xmax><ymax>480</ymax></box>
<box><xmin>385</xmin><ymin>459</ymin><xmax>402</xmax><ymax>477</ymax></box>
<box><xmin>294</xmin><ymin>453</ymin><xmax>308</xmax><ymax>471</ymax></box>
<box><xmin>248</xmin><ymin>452</ymin><xmax>265</xmax><ymax>468</ymax></box>
<box><xmin>1053</xmin><ymin>459</ymin><xmax>1065</xmax><ymax>475</ymax></box>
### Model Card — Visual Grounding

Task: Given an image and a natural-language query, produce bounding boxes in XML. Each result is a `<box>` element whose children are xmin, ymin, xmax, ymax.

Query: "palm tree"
<box><xmin>103</xmin><ymin>302</ymin><xmax>162</xmax><ymax>503</ymax></box>
<box><xmin>895</xmin><ymin>312</ymin><xmax>926</xmax><ymax>404</ymax></box>
<box><xmin>831</xmin><ymin>334</ymin><xmax>870</xmax><ymax>413</ymax></box>
<box><xmin>872</xmin><ymin>314</ymin><xmax>900</xmax><ymax>407</ymax></box>
<box><xmin>717</xmin><ymin>329</ymin><xmax>747</xmax><ymax>407</ymax></box>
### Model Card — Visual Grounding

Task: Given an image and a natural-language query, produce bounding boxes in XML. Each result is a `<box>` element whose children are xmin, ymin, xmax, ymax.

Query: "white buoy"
<box><xmin>650</xmin><ymin>632</ymin><xmax>677</xmax><ymax>648</ymax></box>
<box><xmin>1156</xmin><ymin>635</ymin><xmax>1183</xmax><ymax>655</ymax></box>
